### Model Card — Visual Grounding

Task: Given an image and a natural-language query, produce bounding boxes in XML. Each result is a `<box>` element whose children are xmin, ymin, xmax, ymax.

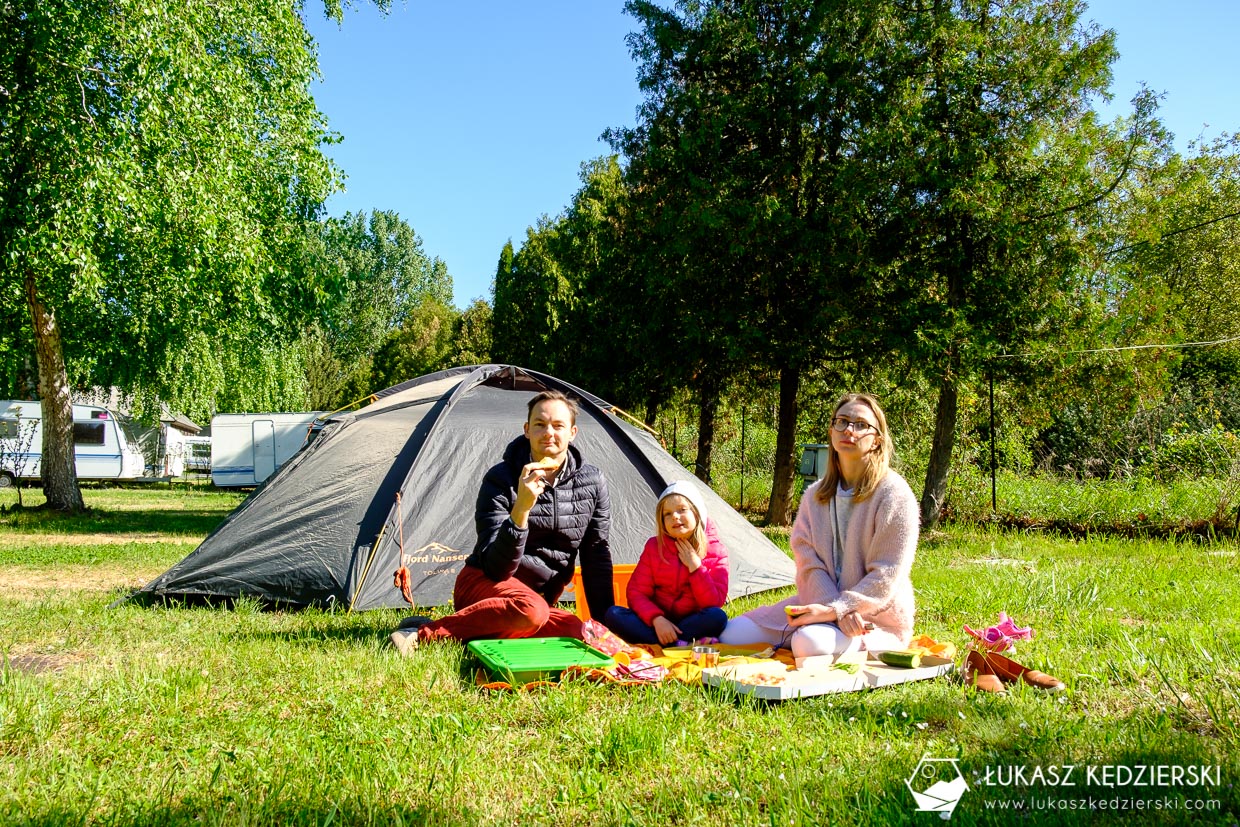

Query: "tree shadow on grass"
<box><xmin>11</xmin><ymin>799</ymin><xmax>475</xmax><ymax>827</ymax></box>
<box><xmin>230</xmin><ymin>624</ymin><xmax>393</xmax><ymax>648</ymax></box>
<box><xmin>1</xmin><ymin>506</ymin><xmax>231</xmax><ymax>537</ymax></box>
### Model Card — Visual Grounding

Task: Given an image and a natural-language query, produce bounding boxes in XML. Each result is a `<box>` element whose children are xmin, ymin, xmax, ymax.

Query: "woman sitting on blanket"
<box><xmin>604</xmin><ymin>482</ymin><xmax>729</xmax><ymax>646</ymax></box>
<box><xmin>720</xmin><ymin>392</ymin><xmax>918</xmax><ymax>658</ymax></box>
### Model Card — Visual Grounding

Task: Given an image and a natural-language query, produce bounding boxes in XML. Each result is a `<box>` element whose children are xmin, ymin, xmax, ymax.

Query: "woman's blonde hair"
<box><xmin>654</xmin><ymin>492</ymin><xmax>706</xmax><ymax>559</ymax></box>
<box><xmin>816</xmin><ymin>392</ymin><xmax>893</xmax><ymax>505</ymax></box>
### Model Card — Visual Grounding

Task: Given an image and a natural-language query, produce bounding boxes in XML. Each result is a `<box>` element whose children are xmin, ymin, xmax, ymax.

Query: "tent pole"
<box><xmin>348</xmin><ymin>525</ymin><xmax>386</xmax><ymax>611</ymax></box>
<box><xmin>607</xmin><ymin>403</ymin><xmax>662</xmax><ymax>440</ymax></box>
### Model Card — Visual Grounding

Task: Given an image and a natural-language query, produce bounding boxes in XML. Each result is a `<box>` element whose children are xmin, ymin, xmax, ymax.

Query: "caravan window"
<box><xmin>73</xmin><ymin>422</ymin><xmax>107</xmax><ymax>445</ymax></box>
<box><xmin>0</xmin><ymin>419</ymin><xmax>17</xmax><ymax>439</ymax></box>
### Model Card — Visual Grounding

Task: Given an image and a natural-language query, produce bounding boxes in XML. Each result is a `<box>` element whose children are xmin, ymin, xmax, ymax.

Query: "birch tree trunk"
<box><xmin>25</xmin><ymin>275</ymin><xmax>84</xmax><ymax>513</ymax></box>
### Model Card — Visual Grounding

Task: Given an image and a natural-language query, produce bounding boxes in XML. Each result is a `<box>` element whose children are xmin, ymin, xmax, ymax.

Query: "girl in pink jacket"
<box><xmin>603</xmin><ymin>481</ymin><xmax>729</xmax><ymax>645</ymax></box>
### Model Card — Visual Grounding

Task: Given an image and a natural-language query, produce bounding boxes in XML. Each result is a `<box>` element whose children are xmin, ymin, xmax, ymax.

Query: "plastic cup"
<box><xmin>693</xmin><ymin>645</ymin><xmax>719</xmax><ymax>668</ymax></box>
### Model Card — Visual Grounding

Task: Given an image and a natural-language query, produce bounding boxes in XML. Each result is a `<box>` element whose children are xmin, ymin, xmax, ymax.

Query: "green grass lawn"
<box><xmin>1</xmin><ymin>486</ymin><xmax>1237</xmax><ymax>825</ymax></box>
<box><xmin>943</xmin><ymin>469</ymin><xmax>1239</xmax><ymax>537</ymax></box>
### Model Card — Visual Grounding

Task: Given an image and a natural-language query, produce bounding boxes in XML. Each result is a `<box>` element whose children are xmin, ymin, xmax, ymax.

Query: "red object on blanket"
<box><xmin>579</xmin><ymin>619</ymin><xmax>669</xmax><ymax>683</ymax></box>
<box><xmin>581</xmin><ymin>619</ymin><xmax>638</xmax><ymax>656</ymax></box>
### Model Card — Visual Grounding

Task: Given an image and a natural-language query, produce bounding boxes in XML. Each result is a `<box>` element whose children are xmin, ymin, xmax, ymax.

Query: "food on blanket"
<box><xmin>879</xmin><ymin>650</ymin><xmax>923</xmax><ymax>669</ymax></box>
<box><xmin>612</xmin><ymin>650</ymin><xmax>648</xmax><ymax>668</ymax></box>
<box><xmin>908</xmin><ymin>634</ymin><xmax>957</xmax><ymax>659</ymax></box>
<box><xmin>617</xmin><ymin>659</ymin><xmax>668</xmax><ymax>682</ymax></box>
<box><xmin>581</xmin><ymin>618</ymin><xmax>643</xmax><ymax>658</ymax></box>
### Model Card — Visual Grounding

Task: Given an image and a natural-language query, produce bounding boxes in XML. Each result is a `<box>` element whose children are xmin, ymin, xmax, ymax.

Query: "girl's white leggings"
<box><xmin>719</xmin><ymin>615</ymin><xmax>863</xmax><ymax>659</ymax></box>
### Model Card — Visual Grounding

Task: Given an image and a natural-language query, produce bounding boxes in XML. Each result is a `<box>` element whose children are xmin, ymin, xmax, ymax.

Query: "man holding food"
<box><xmin>390</xmin><ymin>390</ymin><xmax>614</xmax><ymax>653</ymax></box>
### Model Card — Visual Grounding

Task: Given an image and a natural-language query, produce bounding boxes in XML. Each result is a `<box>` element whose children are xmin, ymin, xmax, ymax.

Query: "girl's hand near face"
<box><xmin>652</xmin><ymin>616</ymin><xmax>682</xmax><ymax>646</ymax></box>
<box><xmin>675</xmin><ymin>538</ymin><xmax>702</xmax><ymax>572</ymax></box>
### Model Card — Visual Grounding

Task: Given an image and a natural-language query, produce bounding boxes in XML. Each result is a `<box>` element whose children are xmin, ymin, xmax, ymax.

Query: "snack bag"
<box><xmin>582</xmin><ymin>618</ymin><xmax>642</xmax><ymax>657</ymax></box>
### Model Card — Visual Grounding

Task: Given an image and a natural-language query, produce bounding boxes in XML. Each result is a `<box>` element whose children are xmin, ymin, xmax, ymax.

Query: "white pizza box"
<box><xmin>794</xmin><ymin>651</ymin><xmax>868</xmax><ymax>670</ymax></box>
<box><xmin>702</xmin><ymin>653</ymin><xmax>956</xmax><ymax>701</ymax></box>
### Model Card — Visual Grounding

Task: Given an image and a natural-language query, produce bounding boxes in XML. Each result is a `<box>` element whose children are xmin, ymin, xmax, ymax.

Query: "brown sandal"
<box><xmin>981</xmin><ymin>651</ymin><xmax>1065</xmax><ymax>692</ymax></box>
<box><xmin>965</xmin><ymin>650</ymin><xmax>1006</xmax><ymax>694</ymax></box>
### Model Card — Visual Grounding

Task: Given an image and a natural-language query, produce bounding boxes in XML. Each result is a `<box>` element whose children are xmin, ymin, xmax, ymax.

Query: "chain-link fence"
<box><xmin>651</xmin><ymin>373</ymin><xmax>1240</xmax><ymax>535</ymax></box>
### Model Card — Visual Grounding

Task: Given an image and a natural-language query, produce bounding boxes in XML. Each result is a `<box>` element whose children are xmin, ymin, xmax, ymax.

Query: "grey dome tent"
<box><xmin>134</xmin><ymin>365</ymin><xmax>794</xmax><ymax>610</ymax></box>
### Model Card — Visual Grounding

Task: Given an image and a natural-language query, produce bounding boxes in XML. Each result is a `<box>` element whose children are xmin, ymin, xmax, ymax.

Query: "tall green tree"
<box><xmin>1070</xmin><ymin>133</ymin><xmax>1240</xmax><ymax>443</ymax></box>
<box><xmin>877</xmin><ymin>0</ymin><xmax>1153</xmax><ymax>526</ymax></box>
<box><xmin>613</xmin><ymin>0</ymin><xmax>898</xmax><ymax>516</ymax></box>
<box><xmin>0</xmin><ymin>0</ymin><xmax>363</xmax><ymax>510</ymax></box>
<box><xmin>1112</xmin><ymin>136</ymin><xmax>1240</xmax><ymax>352</ymax></box>
<box><xmin>319</xmin><ymin>210</ymin><xmax>453</xmax><ymax>355</ymax></box>
<box><xmin>306</xmin><ymin>209</ymin><xmax>452</xmax><ymax>406</ymax></box>
<box><xmin>489</xmin><ymin>158</ymin><xmax>676</xmax><ymax>430</ymax></box>
<box><xmin>490</xmin><ymin>219</ymin><xmax>568</xmax><ymax>373</ymax></box>
<box><xmin>548</xmin><ymin>157</ymin><xmax>671</xmax><ymax>417</ymax></box>
<box><xmin>369</xmin><ymin>299</ymin><xmax>459</xmax><ymax>391</ymax></box>
<box><xmin>447</xmin><ymin>298</ymin><xmax>494</xmax><ymax>367</ymax></box>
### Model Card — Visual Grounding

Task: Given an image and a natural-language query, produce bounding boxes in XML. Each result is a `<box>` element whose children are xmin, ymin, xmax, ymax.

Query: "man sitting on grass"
<box><xmin>390</xmin><ymin>390</ymin><xmax>615</xmax><ymax>654</ymax></box>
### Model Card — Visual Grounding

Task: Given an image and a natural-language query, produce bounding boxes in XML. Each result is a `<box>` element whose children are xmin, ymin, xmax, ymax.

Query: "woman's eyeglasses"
<box><xmin>831</xmin><ymin>417</ymin><xmax>877</xmax><ymax>435</ymax></box>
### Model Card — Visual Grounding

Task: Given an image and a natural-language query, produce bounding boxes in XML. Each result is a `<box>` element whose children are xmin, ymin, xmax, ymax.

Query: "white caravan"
<box><xmin>210</xmin><ymin>412</ymin><xmax>323</xmax><ymax>487</ymax></box>
<box><xmin>182</xmin><ymin>436</ymin><xmax>212</xmax><ymax>473</ymax></box>
<box><xmin>0</xmin><ymin>400</ymin><xmax>147</xmax><ymax>487</ymax></box>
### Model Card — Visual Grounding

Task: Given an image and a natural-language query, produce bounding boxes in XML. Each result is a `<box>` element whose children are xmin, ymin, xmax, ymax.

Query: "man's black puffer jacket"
<box><xmin>465</xmin><ymin>435</ymin><xmax>614</xmax><ymax>618</ymax></box>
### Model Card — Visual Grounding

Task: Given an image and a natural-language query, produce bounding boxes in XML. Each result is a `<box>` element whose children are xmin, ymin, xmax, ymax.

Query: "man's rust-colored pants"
<box><xmin>417</xmin><ymin>564</ymin><xmax>583</xmax><ymax>643</ymax></box>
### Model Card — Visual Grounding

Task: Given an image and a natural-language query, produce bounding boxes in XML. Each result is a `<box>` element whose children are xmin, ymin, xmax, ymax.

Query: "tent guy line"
<box><xmin>991</xmin><ymin>332</ymin><xmax>1240</xmax><ymax>360</ymax></box>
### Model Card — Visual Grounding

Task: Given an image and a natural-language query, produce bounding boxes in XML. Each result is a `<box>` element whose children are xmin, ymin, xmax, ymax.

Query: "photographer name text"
<box><xmin>977</xmin><ymin>764</ymin><xmax>1220</xmax><ymax>788</ymax></box>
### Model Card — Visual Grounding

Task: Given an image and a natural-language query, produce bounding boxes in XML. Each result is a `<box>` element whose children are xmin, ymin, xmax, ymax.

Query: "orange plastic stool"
<box><xmin>568</xmin><ymin>564</ymin><xmax>637</xmax><ymax>620</ymax></box>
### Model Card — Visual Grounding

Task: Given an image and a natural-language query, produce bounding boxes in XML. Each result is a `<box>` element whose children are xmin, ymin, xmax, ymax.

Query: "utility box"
<box><xmin>798</xmin><ymin>443</ymin><xmax>831</xmax><ymax>482</ymax></box>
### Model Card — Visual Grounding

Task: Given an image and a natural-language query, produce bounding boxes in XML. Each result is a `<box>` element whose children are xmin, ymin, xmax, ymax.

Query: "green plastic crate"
<box><xmin>467</xmin><ymin>637</ymin><xmax>614</xmax><ymax>683</ymax></box>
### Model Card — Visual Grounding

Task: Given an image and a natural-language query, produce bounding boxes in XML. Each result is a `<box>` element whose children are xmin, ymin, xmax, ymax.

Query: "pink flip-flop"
<box><xmin>964</xmin><ymin>612</ymin><xmax>1034</xmax><ymax>652</ymax></box>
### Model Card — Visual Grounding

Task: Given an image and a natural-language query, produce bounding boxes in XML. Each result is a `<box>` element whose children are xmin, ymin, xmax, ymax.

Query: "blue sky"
<box><xmin>304</xmin><ymin>1</ymin><xmax>1239</xmax><ymax>309</ymax></box>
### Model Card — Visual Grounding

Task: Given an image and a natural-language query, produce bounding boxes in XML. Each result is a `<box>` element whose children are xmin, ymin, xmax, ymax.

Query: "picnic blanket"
<box><xmin>471</xmin><ymin>621</ymin><xmax>959</xmax><ymax>692</ymax></box>
<box><xmin>475</xmin><ymin>642</ymin><xmax>793</xmax><ymax>692</ymax></box>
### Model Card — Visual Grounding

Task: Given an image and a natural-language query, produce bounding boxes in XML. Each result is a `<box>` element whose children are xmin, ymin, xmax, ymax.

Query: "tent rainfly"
<box><xmin>133</xmin><ymin>365</ymin><xmax>795</xmax><ymax>610</ymax></box>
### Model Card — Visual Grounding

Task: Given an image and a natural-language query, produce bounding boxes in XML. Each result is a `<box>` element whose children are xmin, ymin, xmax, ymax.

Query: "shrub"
<box><xmin>1141</xmin><ymin>424</ymin><xmax>1240</xmax><ymax>481</ymax></box>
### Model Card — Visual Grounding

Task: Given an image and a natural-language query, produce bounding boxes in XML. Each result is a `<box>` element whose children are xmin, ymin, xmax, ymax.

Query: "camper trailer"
<box><xmin>183</xmin><ymin>436</ymin><xmax>212</xmax><ymax>473</ymax></box>
<box><xmin>0</xmin><ymin>400</ymin><xmax>147</xmax><ymax>487</ymax></box>
<box><xmin>210</xmin><ymin>412</ymin><xmax>323</xmax><ymax>487</ymax></box>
